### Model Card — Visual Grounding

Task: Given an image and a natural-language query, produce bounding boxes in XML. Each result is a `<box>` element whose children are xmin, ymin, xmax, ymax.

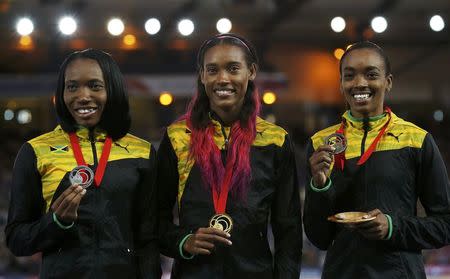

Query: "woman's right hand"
<box><xmin>183</xmin><ymin>227</ymin><xmax>232</xmax><ymax>256</ymax></box>
<box><xmin>309</xmin><ymin>145</ymin><xmax>335</xmax><ymax>188</ymax></box>
<box><xmin>51</xmin><ymin>184</ymin><xmax>86</xmax><ymax>223</ymax></box>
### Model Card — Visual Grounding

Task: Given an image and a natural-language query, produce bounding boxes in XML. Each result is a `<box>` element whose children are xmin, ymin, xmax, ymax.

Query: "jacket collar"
<box><xmin>55</xmin><ymin>125</ymin><xmax>108</xmax><ymax>141</ymax></box>
<box><xmin>342</xmin><ymin>109</ymin><xmax>397</xmax><ymax>132</ymax></box>
<box><xmin>208</xmin><ymin>111</ymin><xmax>264</xmax><ymax>134</ymax></box>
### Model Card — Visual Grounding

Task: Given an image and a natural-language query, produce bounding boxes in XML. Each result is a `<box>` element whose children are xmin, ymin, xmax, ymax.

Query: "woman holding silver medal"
<box><xmin>5</xmin><ymin>49</ymin><xmax>161</xmax><ymax>278</ymax></box>
<box><xmin>303</xmin><ymin>41</ymin><xmax>450</xmax><ymax>278</ymax></box>
<box><xmin>156</xmin><ymin>33</ymin><xmax>302</xmax><ymax>278</ymax></box>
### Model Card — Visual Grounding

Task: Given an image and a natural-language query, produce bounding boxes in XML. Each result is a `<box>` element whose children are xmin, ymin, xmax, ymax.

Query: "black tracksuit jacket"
<box><xmin>304</xmin><ymin>111</ymin><xmax>450</xmax><ymax>279</ymax></box>
<box><xmin>5</xmin><ymin>126</ymin><xmax>161</xmax><ymax>279</ymax></box>
<box><xmin>157</xmin><ymin>117</ymin><xmax>302</xmax><ymax>279</ymax></box>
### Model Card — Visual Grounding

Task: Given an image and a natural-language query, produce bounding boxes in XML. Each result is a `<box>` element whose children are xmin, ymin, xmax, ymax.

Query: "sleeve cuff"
<box><xmin>53</xmin><ymin>212</ymin><xmax>74</xmax><ymax>230</ymax></box>
<box><xmin>179</xmin><ymin>234</ymin><xmax>195</xmax><ymax>260</ymax></box>
<box><xmin>310</xmin><ymin>178</ymin><xmax>332</xmax><ymax>192</ymax></box>
<box><xmin>384</xmin><ymin>214</ymin><xmax>393</xmax><ymax>240</ymax></box>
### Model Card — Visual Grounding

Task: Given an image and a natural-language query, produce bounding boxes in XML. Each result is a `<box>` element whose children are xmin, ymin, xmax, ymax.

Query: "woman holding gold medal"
<box><xmin>304</xmin><ymin>41</ymin><xmax>450</xmax><ymax>278</ymax></box>
<box><xmin>5</xmin><ymin>49</ymin><xmax>161</xmax><ymax>278</ymax></box>
<box><xmin>156</xmin><ymin>33</ymin><xmax>302</xmax><ymax>278</ymax></box>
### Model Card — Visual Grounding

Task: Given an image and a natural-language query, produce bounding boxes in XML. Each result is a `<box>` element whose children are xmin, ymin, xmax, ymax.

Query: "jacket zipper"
<box><xmin>361</xmin><ymin>130</ymin><xmax>368</xmax><ymax>155</ymax></box>
<box><xmin>361</xmin><ymin>128</ymin><xmax>368</xmax><ymax>208</ymax></box>
<box><xmin>220</xmin><ymin>125</ymin><xmax>229</xmax><ymax>150</ymax></box>
<box><xmin>88</xmin><ymin>130</ymin><xmax>99</xmax><ymax>269</ymax></box>
<box><xmin>89</xmin><ymin>130</ymin><xmax>98</xmax><ymax>165</ymax></box>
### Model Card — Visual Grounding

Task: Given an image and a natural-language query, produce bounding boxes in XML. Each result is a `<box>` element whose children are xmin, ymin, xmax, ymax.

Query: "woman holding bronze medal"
<box><xmin>5</xmin><ymin>49</ymin><xmax>161</xmax><ymax>278</ymax></box>
<box><xmin>303</xmin><ymin>41</ymin><xmax>450</xmax><ymax>278</ymax></box>
<box><xmin>156</xmin><ymin>33</ymin><xmax>302</xmax><ymax>278</ymax></box>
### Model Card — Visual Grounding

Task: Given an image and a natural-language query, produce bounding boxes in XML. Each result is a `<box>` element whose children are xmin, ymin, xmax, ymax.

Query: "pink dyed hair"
<box><xmin>182</xmin><ymin>88</ymin><xmax>261</xmax><ymax>200</ymax></box>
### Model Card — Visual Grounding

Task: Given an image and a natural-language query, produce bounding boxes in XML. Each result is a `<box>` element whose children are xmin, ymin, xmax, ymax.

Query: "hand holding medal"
<box><xmin>183</xmin><ymin>160</ymin><xmax>235</xmax><ymax>256</ymax></box>
<box><xmin>51</xmin><ymin>133</ymin><xmax>113</xmax><ymax>224</ymax></box>
<box><xmin>183</xmin><ymin>227</ymin><xmax>232</xmax><ymax>256</ymax></box>
<box><xmin>309</xmin><ymin>143</ymin><xmax>337</xmax><ymax>188</ymax></box>
<box><xmin>51</xmin><ymin>184</ymin><xmax>86</xmax><ymax>224</ymax></box>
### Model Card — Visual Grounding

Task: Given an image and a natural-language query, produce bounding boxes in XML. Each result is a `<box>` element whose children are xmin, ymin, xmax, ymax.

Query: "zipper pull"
<box><xmin>88</xmin><ymin>129</ymin><xmax>95</xmax><ymax>143</ymax></box>
<box><xmin>220</xmin><ymin>125</ymin><xmax>229</xmax><ymax>150</ymax></box>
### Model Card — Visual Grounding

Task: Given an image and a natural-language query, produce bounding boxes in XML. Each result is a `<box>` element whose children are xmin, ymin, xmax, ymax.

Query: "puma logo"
<box><xmin>115</xmin><ymin>142</ymin><xmax>130</xmax><ymax>153</ymax></box>
<box><xmin>387</xmin><ymin>132</ymin><xmax>403</xmax><ymax>142</ymax></box>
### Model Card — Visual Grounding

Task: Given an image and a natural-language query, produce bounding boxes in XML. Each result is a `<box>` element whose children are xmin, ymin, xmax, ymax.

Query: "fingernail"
<box><xmin>228</xmin><ymin>240</ymin><xmax>232</xmax><ymax>245</ymax></box>
<box><xmin>226</xmin><ymin>233</ymin><xmax>231</xmax><ymax>238</ymax></box>
<box><xmin>81</xmin><ymin>189</ymin><xmax>87</xmax><ymax>195</ymax></box>
<box><xmin>362</xmin><ymin>214</ymin><xmax>369</xmax><ymax>219</ymax></box>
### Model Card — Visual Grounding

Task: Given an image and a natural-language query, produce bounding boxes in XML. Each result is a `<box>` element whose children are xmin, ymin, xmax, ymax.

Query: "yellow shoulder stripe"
<box><xmin>254</xmin><ymin>117</ymin><xmax>287</xmax><ymax>147</ymax></box>
<box><xmin>167</xmin><ymin>120</ymin><xmax>194</xmax><ymax>207</ymax></box>
<box><xmin>310</xmin><ymin>118</ymin><xmax>426</xmax><ymax>160</ymax></box>
<box><xmin>29</xmin><ymin>129</ymin><xmax>151</xmax><ymax>212</ymax></box>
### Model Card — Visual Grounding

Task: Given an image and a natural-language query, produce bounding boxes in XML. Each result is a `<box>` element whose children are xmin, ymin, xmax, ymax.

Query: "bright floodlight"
<box><xmin>330</xmin><ymin>17</ymin><xmax>346</xmax><ymax>33</ymax></box>
<box><xmin>58</xmin><ymin>16</ymin><xmax>77</xmax><ymax>35</ymax></box>
<box><xmin>430</xmin><ymin>15</ymin><xmax>445</xmax><ymax>32</ymax></box>
<box><xmin>16</xmin><ymin>17</ymin><xmax>34</xmax><ymax>36</ymax></box>
<box><xmin>107</xmin><ymin>18</ymin><xmax>125</xmax><ymax>36</ymax></box>
<box><xmin>17</xmin><ymin>109</ymin><xmax>32</xmax><ymax>124</ymax></box>
<box><xmin>371</xmin><ymin>16</ymin><xmax>388</xmax><ymax>33</ymax></box>
<box><xmin>216</xmin><ymin>18</ymin><xmax>232</xmax><ymax>33</ymax></box>
<box><xmin>145</xmin><ymin>18</ymin><xmax>161</xmax><ymax>35</ymax></box>
<box><xmin>178</xmin><ymin>19</ymin><xmax>194</xmax><ymax>36</ymax></box>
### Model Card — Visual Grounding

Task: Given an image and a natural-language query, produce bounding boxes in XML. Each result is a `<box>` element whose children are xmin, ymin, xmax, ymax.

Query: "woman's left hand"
<box><xmin>349</xmin><ymin>209</ymin><xmax>389</xmax><ymax>240</ymax></box>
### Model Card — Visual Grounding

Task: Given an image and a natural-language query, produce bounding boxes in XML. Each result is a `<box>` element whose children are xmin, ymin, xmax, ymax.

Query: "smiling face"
<box><xmin>340</xmin><ymin>48</ymin><xmax>393</xmax><ymax>118</ymax></box>
<box><xmin>63</xmin><ymin>58</ymin><xmax>107</xmax><ymax>128</ymax></box>
<box><xmin>200</xmin><ymin>44</ymin><xmax>256</xmax><ymax>124</ymax></box>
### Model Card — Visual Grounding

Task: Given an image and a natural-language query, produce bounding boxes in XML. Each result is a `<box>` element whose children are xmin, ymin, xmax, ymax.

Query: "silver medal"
<box><xmin>69</xmin><ymin>165</ymin><xmax>94</xmax><ymax>188</ymax></box>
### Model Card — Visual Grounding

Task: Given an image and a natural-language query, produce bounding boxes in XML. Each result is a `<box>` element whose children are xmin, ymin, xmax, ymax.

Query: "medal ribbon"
<box><xmin>334</xmin><ymin>107</ymin><xmax>392</xmax><ymax>170</ymax></box>
<box><xmin>69</xmin><ymin>132</ymin><xmax>112</xmax><ymax>188</ymax></box>
<box><xmin>212</xmin><ymin>156</ymin><xmax>234</xmax><ymax>214</ymax></box>
<box><xmin>333</xmin><ymin>124</ymin><xmax>346</xmax><ymax>171</ymax></box>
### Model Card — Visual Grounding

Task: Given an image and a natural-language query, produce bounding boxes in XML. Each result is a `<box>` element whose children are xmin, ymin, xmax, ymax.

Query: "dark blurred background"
<box><xmin>1</xmin><ymin>0</ymin><xmax>449</xmax><ymax>278</ymax></box>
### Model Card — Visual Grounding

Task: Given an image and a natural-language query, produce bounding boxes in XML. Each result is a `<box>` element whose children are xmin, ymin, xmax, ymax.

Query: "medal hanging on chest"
<box><xmin>68</xmin><ymin>132</ymin><xmax>112</xmax><ymax>188</ymax></box>
<box><xmin>208</xmin><ymin>152</ymin><xmax>234</xmax><ymax>234</ymax></box>
<box><xmin>326</xmin><ymin>107</ymin><xmax>392</xmax><ymax>171</ymax></box>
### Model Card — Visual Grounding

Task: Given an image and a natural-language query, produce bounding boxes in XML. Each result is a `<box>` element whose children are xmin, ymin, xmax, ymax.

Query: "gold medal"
<box><xmin>209</xmin><ymin>213</ymin><xmax>233</xmax><ymax>233</ymax></box>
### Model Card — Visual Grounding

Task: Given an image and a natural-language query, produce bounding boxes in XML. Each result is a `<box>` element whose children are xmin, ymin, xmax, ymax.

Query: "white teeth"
<box><xmin>353</xmin><ymin>94</ymin><xmax>370</xmax><ymax>101</ymax></box>
<box><xmin>215</xmin><ymin>90</ymin><xmax>234</xmax><ymax>97</ymax></box>
<box><xmin>77</xmin><ymin>108</ymin><xmax>96</xmax><ymax>114</ymax></box>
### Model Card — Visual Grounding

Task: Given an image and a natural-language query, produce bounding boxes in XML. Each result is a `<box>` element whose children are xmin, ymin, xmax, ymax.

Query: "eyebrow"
<box><xmin>65</xmin><ymin>78</ymin><xmax>104</xmax><ymax>83</ymax></box>
<box><xmin>343</xmin><ymin>66</ymin><xmax>381</xmax><ymax>71</ymax></box>
<box><xmin>205</xmin><ymin>61</ymin><xmax>243</xmax><ymax>67</ymax></box>
<box><xmin>365</xmin><ymin>66</ymin><xmax>381</xmax><ymax>71</ymax></box>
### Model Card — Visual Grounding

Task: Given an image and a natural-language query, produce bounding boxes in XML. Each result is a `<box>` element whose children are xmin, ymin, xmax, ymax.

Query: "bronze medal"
<box><xmin>324</xmin><ymin>133</ymin><xmax>347</xmax><ymax>154</ymax></box>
